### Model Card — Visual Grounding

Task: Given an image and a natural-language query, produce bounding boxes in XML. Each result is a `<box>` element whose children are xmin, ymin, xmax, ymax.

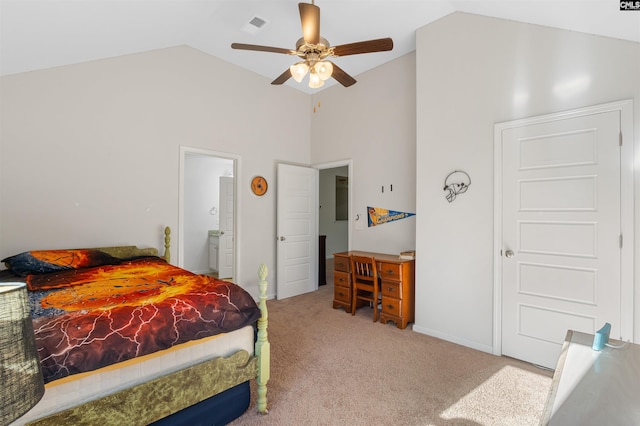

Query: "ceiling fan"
<box><xmin>231</xmin><ymin>1</ymin><xmax>393</xmax><ymax>89</ymax></box>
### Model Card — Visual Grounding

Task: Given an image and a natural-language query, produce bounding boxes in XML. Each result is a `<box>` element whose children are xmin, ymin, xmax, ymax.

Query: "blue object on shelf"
<box><xmin>592</xmin><ymin>322</ymin><xmax>611</xmax><ymax>351</ymax></box>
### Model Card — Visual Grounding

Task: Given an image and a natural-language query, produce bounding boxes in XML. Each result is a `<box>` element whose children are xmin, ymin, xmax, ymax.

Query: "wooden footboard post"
<box><xmin>255</xmin><ymin>263</ymin><xmax>270</xmax><ymax>414</ymax></box>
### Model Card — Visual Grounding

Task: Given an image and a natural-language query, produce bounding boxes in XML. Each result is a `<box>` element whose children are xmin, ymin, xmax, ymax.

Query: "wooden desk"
<box><xmin>332</xmin><ymin>251</ymin><xmax>415</xmax><ymax>329</ymax></box>
<box><xmin>541</xmin><ymin>330</ymin><xmax>640</xmax><ymax>425</ymax></box>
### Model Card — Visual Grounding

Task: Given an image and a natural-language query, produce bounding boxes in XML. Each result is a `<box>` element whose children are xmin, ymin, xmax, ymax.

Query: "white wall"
<box><xmin>0</xmin><ymin>46</ymin><xmax>311</xmax><ymax>299</ymax></box>
<box><xmin>311</xmin><ymin>53</ymin><xmax>417</xmax><ymax>254</ymax></box>
<box><xmin>415</xmin><ymin>13</ymin><xmax>640</xmax><ymax>350</ymax></box>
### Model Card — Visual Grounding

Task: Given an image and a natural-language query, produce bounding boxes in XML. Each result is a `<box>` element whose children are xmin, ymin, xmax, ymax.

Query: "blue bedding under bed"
<box><xmin>151</xmin><ymin>381</ymin><xmax>250</xmax><ymax>426</ymax></box>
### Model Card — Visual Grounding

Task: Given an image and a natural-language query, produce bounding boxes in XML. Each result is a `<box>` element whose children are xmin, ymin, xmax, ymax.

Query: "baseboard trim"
<box><xmin>412</xmin><ymin>325</ymin><xmax>494</xmax><ymax>355</ymax></box>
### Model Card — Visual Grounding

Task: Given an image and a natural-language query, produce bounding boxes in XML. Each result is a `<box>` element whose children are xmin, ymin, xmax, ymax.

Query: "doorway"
<box><xmin>317</xmin><ymin>160</ymin><xmax>352</xmax><ymax>279</ymax></box>
<box><xmin>179</xmin><ymin>146</ymin><xmax>238</xmax><ymax>281</ymax></box>
<box><xmin>274</xmin><ymin>160</ymin><xmax>352</xmax><ymax>299</ymax></box>
<box><xmin>319</xmin><ymin>164</ymin><xmax>350</xmax><ymax>258</ymax></box>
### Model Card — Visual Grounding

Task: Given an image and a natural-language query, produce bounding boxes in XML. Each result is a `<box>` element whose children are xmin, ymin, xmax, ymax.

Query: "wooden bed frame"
<box><xmin>25</xmin><ymin>227</ymin><xmax>270</xmax><ymax>425</ymax></box>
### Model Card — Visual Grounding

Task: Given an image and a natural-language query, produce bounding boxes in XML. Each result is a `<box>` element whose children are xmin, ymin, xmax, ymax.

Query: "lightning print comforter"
<box><xmin>20</xmin><ymin>256</ymin><xmax>260</xmax><ymax>383</ymax></box>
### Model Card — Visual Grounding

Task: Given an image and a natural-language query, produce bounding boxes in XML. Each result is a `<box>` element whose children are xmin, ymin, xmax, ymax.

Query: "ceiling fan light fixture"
<box><xmin>231</xmin><ymin>2</ymin><xmax>394</xmax><ymax>89</ymax></box>
<box><xmin>314</xmin><ymin>61</ymin><xmax>333</xmax><ymax>80</ymax></box>
<box><xmin>290</xmin><ymin>62</ymin><xmax>309</xmax><ymax>83</ymax></box>
<box><xmin>308</xmin><ymin>71</ymin><xmax>324</xmax><ymax>89</ymax></box>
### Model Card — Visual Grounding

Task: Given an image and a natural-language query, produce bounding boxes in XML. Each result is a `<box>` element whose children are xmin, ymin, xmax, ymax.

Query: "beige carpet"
<box><xmin>230</xmin><ymin>269</ymin><xmax>553</xmax><ymax>426</ymax></box>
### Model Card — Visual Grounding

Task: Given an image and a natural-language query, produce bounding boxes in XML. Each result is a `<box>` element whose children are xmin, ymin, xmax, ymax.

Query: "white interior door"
<box><xmin>218</xmin><ymin>176</ymin><xmax>234</xmax><ymax>279</ymax></box>
<box><xmin>277</xmin><ymin>163</ymin><xmax>318</xmax><ymax>299</ymax></box>
<box><xmin>499</xmin><ymin>106</ymin><xmax>623</xmax><ymax>369</ymax></box>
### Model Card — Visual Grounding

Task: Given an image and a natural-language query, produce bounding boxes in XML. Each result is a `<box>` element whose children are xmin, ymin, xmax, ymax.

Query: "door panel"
<box><xmin>519</xmin><ymin>221</ymin><xmax>596</xmax><ymax>256</ymax></box>
<box><xmin>218</xmin><ymin>176</ymin><xmax>234</xmax><ymax>279</ymax></box>
<box><xmin>519</xmin><ymin>176</ymin><xmax>596</xmax><ymax>210</ymax></box>
<box><xmin>518</xmin><ymin>262</ymin><xmax>596</xmax><ymax>304</ymax></box>
<box><xmin>500</xmin><ymin>109</ymin><xmax>621</xmax><ymax>369</ymax></box>
<box><xmin>276</xmin><ymin>164</ymin><xmax>318</xmax><ymax>299</ymax></box>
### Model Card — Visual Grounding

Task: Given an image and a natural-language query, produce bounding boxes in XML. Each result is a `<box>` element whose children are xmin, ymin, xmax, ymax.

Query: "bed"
<box><xmin>2</xmin><ymin>227</ymin><xmax>270</xmax><ymax>425</ymax></box>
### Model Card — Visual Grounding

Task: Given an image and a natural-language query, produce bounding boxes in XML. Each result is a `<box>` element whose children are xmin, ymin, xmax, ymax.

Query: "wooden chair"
<box><xmin>350</xmin><ymin>255</ymin><xmax>380</xmax><ymax>322</ymax></box>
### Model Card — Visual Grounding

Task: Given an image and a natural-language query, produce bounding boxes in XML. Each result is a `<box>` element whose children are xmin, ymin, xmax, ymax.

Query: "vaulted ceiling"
<box><xmin>1</xmin><ymin>1</ymin><xmax>639</xmax><ymax>93</ymax></box>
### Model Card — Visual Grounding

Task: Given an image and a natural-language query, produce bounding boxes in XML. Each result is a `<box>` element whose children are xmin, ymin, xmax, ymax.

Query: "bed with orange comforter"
<box><xmin>2</xmin><ymin>242</ymin><xmax>268</xmax><ymax>425</ymax></box>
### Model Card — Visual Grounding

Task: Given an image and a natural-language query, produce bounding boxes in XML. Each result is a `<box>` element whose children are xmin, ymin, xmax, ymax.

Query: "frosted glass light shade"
<box><xmin>314</xmin><ymin>61</ymin><xmax>333</xmax><ymax>80</ymax></box>
<box><xmin>289</xmin><ymin>62</ymin><xmax>309</xmax><ymax>83</ymax></box>
<box><xmin>0</xmin><ymin>283</ymin><xmax>44</xmax><ymax>424</ymax></box>
<box><xmin>308</xmin><ymin>72</ymin><xmax>324</xmax><ymax>89</ymax></box>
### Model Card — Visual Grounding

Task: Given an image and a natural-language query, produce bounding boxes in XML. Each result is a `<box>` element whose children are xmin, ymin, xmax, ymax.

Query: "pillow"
<box><xmin>2</xmin><ymin>249</ymin><xmax>122</xmax><ymax>276</ymax></box>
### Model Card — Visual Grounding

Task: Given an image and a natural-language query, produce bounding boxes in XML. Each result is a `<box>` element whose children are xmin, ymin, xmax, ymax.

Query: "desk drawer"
<box><xmin>381</xmin><ymin>280</ymin><xmax>402</xmax><ymax>298</ymax></box>
<box><xmin>381</xmin><ymin>296</ymin><xmax>401</xmax><ymax>317</ymax></box>
<box><xmin>379</xmin><ymin>262</ymin><xmax>402</xmax><ymax>281</ymax></box>
<box><xmin>334</xmin><ymin>286</ymin><xmax>351</xmax><ymax>304</ymax></box>
<box><xmin>334</xmin><ymin>271</ymin><xmax>350</xmax><ymax>288</ymax></box>
<box><xmin>334</xmin><ymin>256</ymin><xmax>350</xmax><ymax>272</ymax></box>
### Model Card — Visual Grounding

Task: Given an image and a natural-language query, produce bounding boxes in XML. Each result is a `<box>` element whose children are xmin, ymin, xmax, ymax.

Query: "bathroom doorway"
<box><xmin>179</xmin><ymin>147</ymin><xmax>237</xmax><ymax>280</ymax></box>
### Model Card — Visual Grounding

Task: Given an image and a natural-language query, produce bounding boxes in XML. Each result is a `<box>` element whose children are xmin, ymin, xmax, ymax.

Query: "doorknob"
<box><xmin>220</xmin><ymin>231</ymin><xmax>225</xmax><ymax>235</ymax></box>
<box><xmin>505</xmin><ymin>250</ymin><xmax>514</xmax><ymax>258</ymax></box>
<box><xmin>279</xmin><ymin>236</ymin><xmax>286</xmax><ymax>241</ymax></box>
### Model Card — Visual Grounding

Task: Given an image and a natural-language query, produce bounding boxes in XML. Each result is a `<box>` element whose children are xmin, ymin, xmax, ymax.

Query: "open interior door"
<box><xmin>218</xmin><ymin>176</ymin><xmax>234</xmax><ymax>280</ymax></box>
<box><xmin>276</xmin><ymin>164</ymin><xmax>318</xmax><ymax>299</ymax></box>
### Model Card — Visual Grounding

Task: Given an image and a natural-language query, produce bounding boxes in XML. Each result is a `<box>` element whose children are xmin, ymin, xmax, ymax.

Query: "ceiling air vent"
<box><xmin>242</xmin><ymin>16</ymin><xmax>268</xmax><ymax>35</ymax></box>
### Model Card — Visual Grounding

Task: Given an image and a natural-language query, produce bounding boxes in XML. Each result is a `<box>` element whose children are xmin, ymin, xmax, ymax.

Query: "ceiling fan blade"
<box><xmin>231</xmin><ymin>43</ymin><xmax>294</xmax><ymax>55</ymax></box>
<box><xmin>332</xmin><ymin>38</ymin><xmax>394</xmax><ymax>57</ymax></box>
<box><xmin>299</xmin><ymin>3</ymin><xmax>320</xmax><ymax>45</ymax></box>
<box><xmin>271</xmin><ymin>69</ymin><xmax>292</xmax><ymax>85</ymax></box>
<box><xmin>328</xmin><ymin>62</ymin><xmax>356</xmax><ymax>87</ymax></box>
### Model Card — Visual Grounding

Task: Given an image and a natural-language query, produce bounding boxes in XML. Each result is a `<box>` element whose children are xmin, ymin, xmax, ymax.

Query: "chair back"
<box><xmin>350</xmin><ymin>255</ymin><xmax>378</xmax><ymax>289</ymax></box>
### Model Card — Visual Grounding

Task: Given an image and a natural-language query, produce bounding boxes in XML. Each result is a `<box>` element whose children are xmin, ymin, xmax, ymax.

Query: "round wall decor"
<box><xmin>251</xmin><ymin>175</ymin><xmax>268</xmax><ymax>196</ymax></box>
